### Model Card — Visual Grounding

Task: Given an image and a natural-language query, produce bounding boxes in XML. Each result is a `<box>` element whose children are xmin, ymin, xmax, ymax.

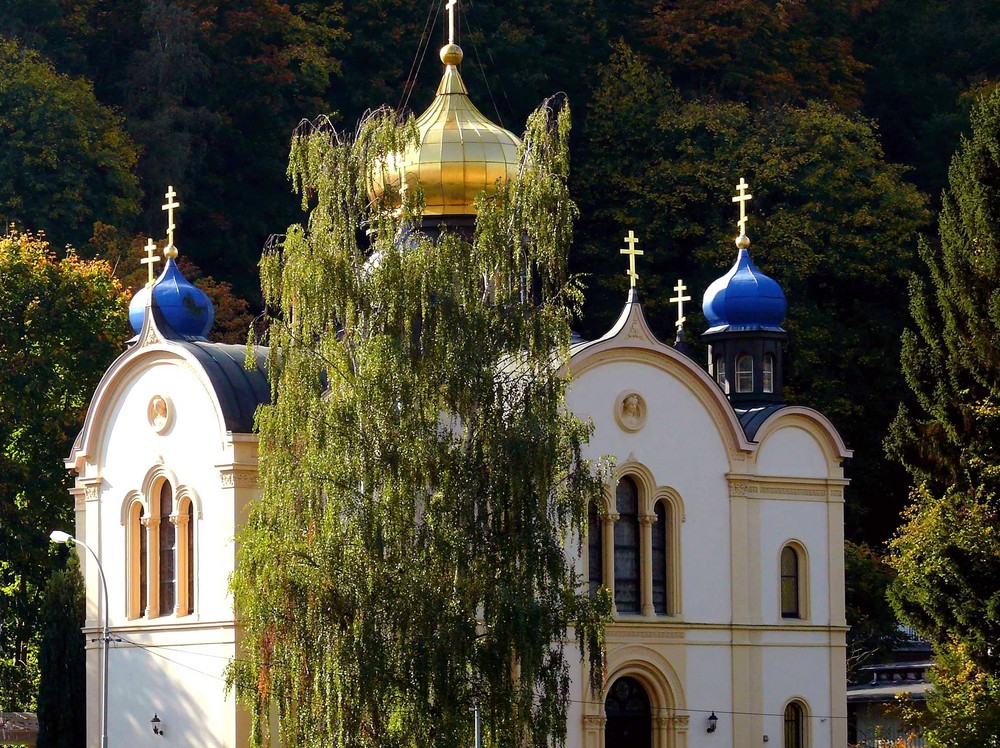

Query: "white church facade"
<box><xmin>65</xmin><ymin>10</ymin><xmax>850</xmax><ymax>747</ymax></box>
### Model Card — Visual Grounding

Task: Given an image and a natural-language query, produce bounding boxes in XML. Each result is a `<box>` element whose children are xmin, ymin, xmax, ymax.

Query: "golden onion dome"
<box><xmin>372</xmin><ymin>43</ymin><xmax>521</xmax><ymax>216</ymax></box>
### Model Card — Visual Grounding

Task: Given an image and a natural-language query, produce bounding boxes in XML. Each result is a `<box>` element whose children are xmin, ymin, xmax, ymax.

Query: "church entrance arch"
<box><xmin>605</xmin><ymin>676</ymin><xmax>652</xmax><ymax>748</ymax></box>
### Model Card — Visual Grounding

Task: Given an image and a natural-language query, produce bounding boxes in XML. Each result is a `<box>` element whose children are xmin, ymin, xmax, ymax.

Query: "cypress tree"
<box><xmin>226</xmin><ymin>102</ymin><xmax>610</xmax><ymax>747</ymax></box>
<box><xmin>888</xmin><ymin>85</ymin><xmax>1000</xmax><ymax>673</ymax></box>
<box><xmin>36</xmin><ymin>553</ymin><xmax>85</xmax><ymax>748</ymax></box>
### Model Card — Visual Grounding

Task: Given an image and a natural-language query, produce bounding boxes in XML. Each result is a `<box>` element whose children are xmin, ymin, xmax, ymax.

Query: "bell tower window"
<box><xmin>763</xmin><ymin>354</ymin><xmax>775</xmax><ymax>393</ymax></box>
<box><xmin>736</xmin><ymin>354</ymin><xmax>753</xmax><ymax>393</ymax></box>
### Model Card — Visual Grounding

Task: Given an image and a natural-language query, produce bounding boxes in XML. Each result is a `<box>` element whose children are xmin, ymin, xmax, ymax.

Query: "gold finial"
<box><xmin>669</xmin><ymin>279</ymin><xmax>691</xmax><ymax>329</ymax></box>
<box><xmin>162</xmin><ymin>185</ymin><xmax>180</xmax><ymax>259</ymax></box>
<box><xmin>440</xmin><ymin>0</ymin><xmax>463</xmax><ymax>65</ymax></box>
<box><xmin>141</xmin><ymin>238</ymin><xmax>161</xmax><ymax>287</ymax></box>
<box><xmin>732</xmin><ymin>177</ymin><xmax>753</xmax><ymax>248</ymax></box>
<box><xmin>620</xmin><ymin>230</ymin><xmax>644</xmax><ymax>289</ymax></box>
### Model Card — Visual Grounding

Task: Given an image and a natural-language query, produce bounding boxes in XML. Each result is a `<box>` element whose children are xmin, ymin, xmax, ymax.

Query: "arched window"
<box><xmin>605</xmin><ymin>677</ymin><xmax>652</xmax><ymax>748</ymax></box>
<box><xmin>780</xmin><ymin>545</ymin><xmax>801</xmax><ymax>619</ymax></box>
<box><xmin>186</xmin><ymin>500</ymin><xmax>194</xmax><ymax>614</ymax></box>
<box><xmin>652</xmin><ymin>501</ymin><xmax>668</xmax><ymax>615</ymax></box>
<box><xmin>715</xmin><ymin>356</ymin><xmax>728</xmax><ymax>393</ymax></box>
<box><xmin>736</xmin><ymin>354</ymin><xmax>753</xmax><ymax>393</ymax></box>
<box><xmin>763</xmin><ymin>354</ymin><xmax>775</xmax><ymax>393</ymax></box>
<box><xmin>784</xmin><ymin>701</ymin><xmax>806</xmax><ymax>748</ymax></box>
<box><xmin>588</xmin><ymin>501</ymin><xmax>603</xmax><ymax>598</ymax></box>
<box><xmin>158</xmin><ymin>482</ymin><xmax>176</xmax><ymax>616</ymax></box>
<box><xmin>614</xmin><ymin>477</ymin><xmax>640</xmax><ymax>613</ymax></box>
<box><xmin>175</xmin><ymin>497</ymin><xmax>195</xmax><ymax>617</ymax></box>
<box><xmin>127</xmin><ymin>501</ymin><xmax>147</xmax><ymax>619</ymax></box>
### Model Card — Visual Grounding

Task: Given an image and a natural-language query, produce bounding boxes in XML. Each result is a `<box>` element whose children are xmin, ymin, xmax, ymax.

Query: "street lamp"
<box><xmin>51</xmin><ymin>530</ymin><xmax>110</xmax><ymax>748</ymax></box>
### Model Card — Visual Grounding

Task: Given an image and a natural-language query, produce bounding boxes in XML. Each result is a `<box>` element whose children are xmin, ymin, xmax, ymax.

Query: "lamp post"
<box><xmin>51</xmin><ymin>530</ymin><xmax>110</xmax><ymax>748</ymax></box>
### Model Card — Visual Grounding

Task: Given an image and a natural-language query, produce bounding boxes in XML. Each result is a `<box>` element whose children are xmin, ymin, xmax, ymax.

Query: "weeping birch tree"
<box><xmin>227</xmin><ymin>101</ymin><xmax>610</xmax><ymax>748</ymax></box>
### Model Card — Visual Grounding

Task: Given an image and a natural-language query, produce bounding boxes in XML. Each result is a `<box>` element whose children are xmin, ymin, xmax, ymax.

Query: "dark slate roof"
<box><xmin>734</xmin><ymin>403</ymin><xmax>787</xmax><ymax>440</ymax></box>
<box><xmin>178</xmin><ymin>341</ymin><xmax>270</xmax><ymax>433</ymax></box>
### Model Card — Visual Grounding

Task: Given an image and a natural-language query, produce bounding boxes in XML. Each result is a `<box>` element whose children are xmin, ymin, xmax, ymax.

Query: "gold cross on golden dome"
<box><xmin>447</xmin><ymin>0</ymin><xmax>458</xmax><ymax>45</ymax></box>
<box><xmin>732</xmin><ymin>177</ymin><xmax>753</xmax><ymax>235</ymax></box>
<box><xmin>669</xmin><ymin>279</ymin><xmax>691</xmax><ymax>329</ymax></box>
<box><xmin>620</xmin><ymin>230</ymin><xmax>643</xmax><ymax>288</ymax></box>
<box><xmin>162</xmin><ymin>185</ymin><xmax>180</xmax><ymax>259</ymax></box>
<box><xmin>141</xmin><ymin>238</ymin><xmax>160</xmax><ymax>287</ymax></box>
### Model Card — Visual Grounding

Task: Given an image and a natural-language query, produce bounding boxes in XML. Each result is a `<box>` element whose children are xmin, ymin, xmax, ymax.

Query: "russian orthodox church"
<box><xmin>66</xmin><ymin>10</ymin><xmax>849</xmax><ymax>747</ymax></box>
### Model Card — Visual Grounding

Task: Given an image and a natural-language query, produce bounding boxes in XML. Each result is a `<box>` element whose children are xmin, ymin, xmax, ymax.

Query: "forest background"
<box><xmin>2</xmin><ymin>0</ymin><xmax>1000</xmax><ymax>711</ymax></box>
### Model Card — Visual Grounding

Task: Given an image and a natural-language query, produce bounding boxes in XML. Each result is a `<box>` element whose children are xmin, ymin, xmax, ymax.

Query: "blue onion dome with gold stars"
<box><xmin>702</xmin><ymin>234</ymin><xmax>786</xmax><ymax>333</ymax></box>
<box><xmin>129</xmin><ymin>259</ymin><xmax>215</xmax><ymax>338</ymax></box>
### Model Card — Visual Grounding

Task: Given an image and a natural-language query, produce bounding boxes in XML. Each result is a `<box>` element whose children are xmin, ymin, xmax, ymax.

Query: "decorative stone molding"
<box><xmin>220</xmin><ymin>470</ymin><xmax>259</xmax><ymax>489</ymax></box>
<box><xmin>84</xmin><ymin>485</ymin><xmax>100</xmax><ymax>501</ymax></box>
<box><xmin>726</xmin><ymin>474</ymin><xmax>848</xmax><ymax>502</ymax></box>
<box><xmin>638</xmin><ymin>514</ymin><xmax>656</xmax><ymax>526</ymax></box>
<box><xmin>615</xmin><ymin>391</ymin><xmax>647</xmax><ymax>433</ymax></box>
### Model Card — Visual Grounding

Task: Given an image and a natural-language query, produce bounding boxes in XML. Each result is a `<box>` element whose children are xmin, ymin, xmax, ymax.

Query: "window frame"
<box><xmin>613</xmin><ymin>477</ymin><xmax>642</xmax><ymax>614</ymax></box>
<box><xmin>763</xmin><ymin>353</ymin><xmax>775</xmax><ymax>393</ymax></box>
<box><xmin>736</xmin><ymin>353</ymin><xmax>754</xmax><ymax>393</ymax></box>
<box><xmin>779</xmin><ymin>542</ymin><xmax>809</xmax><ymax>620</ymax></box>
<box><xmin>783</xmin><ymin>699</ymin><xmax>808</xmax><ymax>748</ymax></box>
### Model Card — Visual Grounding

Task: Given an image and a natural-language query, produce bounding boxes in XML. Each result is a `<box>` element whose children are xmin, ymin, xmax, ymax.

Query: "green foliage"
<box><xmin>844</xmin><ymin>541</ymin><xmax>902</xmax><ymax>678</ymax></box>
<box><xmin>228</xmin><ymin>103</ymin><xmax>609</xmax><ymax>748</ymax></box>
<box><xmin>898</xmin><ymin>641</ymin><xmax>1000</xmax><ymax>748</ymax></box>
<box><xmin>36</xmin><ymin>553</ymin><xmax>85</xmax><ymax>748</ymax></box>
<box><xmin>888</xmin><ymin>85</ymin><xmax>1000</xmax><ymax>740</ymax></box>
<box><xmin>0</xmin><ymin>231</ymin><xmax>127</xmax><ymax>711</ymax></box>
<box><xmin>574</xmin><ymin>45</ymin><xmax>929</xmax><ymax>539</ymax></box>
<box><xmin>0</xmin><ymin>40</ymin><xmax>140</xmax><ymax>249</ymax></box>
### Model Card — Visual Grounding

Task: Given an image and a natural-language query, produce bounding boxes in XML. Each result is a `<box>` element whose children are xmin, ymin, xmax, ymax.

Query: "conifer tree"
<box><xmin>227</xmin><ymin>102</ymin><xmax>610</xmax><ymax>748</ymax></box>
<box><xmin>888</xmin><ymin>85</ymin><xmax>1000</xmax><ymax>738</ymax></box>
<box><xmin>36</xmin><ymin>553</ymin><xmax>85</xmax><ymax>748</ymax></box>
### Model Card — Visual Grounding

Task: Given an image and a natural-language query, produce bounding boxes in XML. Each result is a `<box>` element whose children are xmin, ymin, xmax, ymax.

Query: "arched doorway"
<box><xmin>605</xmin><ymin>676</ymin><xmax>652</xmax><ymax>748</ymax></box>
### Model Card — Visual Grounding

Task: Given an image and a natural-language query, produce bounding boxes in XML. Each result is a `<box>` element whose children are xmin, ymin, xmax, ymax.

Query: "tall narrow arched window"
<box><xmin>128</xmin><ymin>501</ymin><xmax>147</xmax><ymax>619</ymax></box>
<box><xmin>736</xmin><ymin>354</ymin><xmax>753</xmax><ymax>393</ymax></box>
<box><xmin>186</xmin><ymin>500</ymin><xmax>194</xmax><ymax>615</ymax></box>
<box><xmin>652</xmin><ymin>501</ymin><xmax>668</xmax><ymax>615</ymax></box>
<box><xmin>614</xmin><ymin>477</ymin><xmax>640</xmax><ymax>613</ymax></box>
<box><xmin>588</xmin><ymin>501</ymin><xmax>603</xmax><ymax>598</ymax></box>
<box><xmin>763</xmin><ymin>354</ymin><xmax>775</xmax><ymax>393</ymax></box>
<box><xmin>158</xmin><ymin>482</ymin><xmax>175</xmax><ymax>616</ymax></box>
<box><xmin>784</xmin><ymin>701</ymin><xmax>805</xmax><ymax>748</ymax></box>
<box><xmin>139</xmin><ymin>506</ymin><xmax>147</xmax><ymax>616</ymax></box>
<box><xmin>780</xmin><ymin>545</ymin><xmax>800</xmax><ymax>618</ymax></box>
<box><xmin>715</xmin><ymin>356</ymin><xmax>728</xmax><ymax>393</ymax></box>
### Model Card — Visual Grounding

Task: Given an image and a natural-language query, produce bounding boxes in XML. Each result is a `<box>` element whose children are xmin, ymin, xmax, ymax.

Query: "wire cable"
<box><xmin>400</xmin><ymin>0</ymin><xmax>442</xmax><ymax>114</ymax></box>
<box><xmin>461</xmin><ymin>3</ymin><xmax>506</xmax><ymax>128</ymax></box>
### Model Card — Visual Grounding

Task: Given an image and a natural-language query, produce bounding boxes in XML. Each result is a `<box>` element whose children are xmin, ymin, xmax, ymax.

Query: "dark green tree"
<box><xmin>573</xmin><ymin>45</ymin><xmax>929</xmax><ymax>541</ymax></box>
<box><xmin>36</xmin><ymin>553</ymin><xmax>85</xmax><ymax>748</ymax></box>
<box><xmin>227</xmin><ymin>103</ymin><xmax>609</xmax><ymax>747</ymax></box>
<box><xmin>887</xmin><ymin>85</ymin><xmax>1000</xmax><ymax>745</ymax></box>
<box><xmin>0</xmin><ymin>39</ymin><xmax>139</xmax><ymax>250</ymax></box>
<box><xmin>888</xmin><ymin>83</ymin><xmax>1000</xmax><ymax>665</ymax></box>
<box><xmin>0</xmin><ymin>231</ymin><xmax>127</xmax><ymax>711</ymax></box>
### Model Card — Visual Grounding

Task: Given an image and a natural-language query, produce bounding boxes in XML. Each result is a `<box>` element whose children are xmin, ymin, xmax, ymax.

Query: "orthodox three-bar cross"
<box><xmin>447</xmin><ymin>0</ymin><xmax>457</xmax><ymax>45</ymax></box>
<box><xmin>620</xmin><ymin>230</ymin><xmax>643</xmax><ymax>288</ymax></box>
<box><xmin>141</xmin><ymin>238</ymin><xmax>160</xmax><ymax>287</ymax></box>
<box><xmin>732</xmin><ymin>177</ymin><xmax>753</xmax><ymax>235</ymax></box>
<box><xmin>669</xmin><ymin>279</ymin><xmax>691</xmax><ymax>329</ymax></box>
<box><xmin>162</xmin><ymin>186</ymin><xmax>180</xmax><ymax>257</ymax></box>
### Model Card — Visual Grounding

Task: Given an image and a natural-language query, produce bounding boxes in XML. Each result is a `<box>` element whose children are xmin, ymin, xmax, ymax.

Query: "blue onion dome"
<box><xmin>129</xmin><ymin>259</ymin><xmax>215</xmax><ymax>338</ymax></box>
<box><xmin>702</xmin><ymin>236</ymin><xmax>787</xmax><ymax>333</ymax></box>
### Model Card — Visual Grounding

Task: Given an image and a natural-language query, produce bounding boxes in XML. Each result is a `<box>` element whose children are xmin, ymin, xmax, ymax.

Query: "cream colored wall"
<box><xmin>72</xmin><ymin>347</ymin><xmax>257</xmax><ymax>747</ymax></box>
<box><xmin>564</xmin><ymin>329</ymin><xmax>849</xmax><ymax>748</ymax></box>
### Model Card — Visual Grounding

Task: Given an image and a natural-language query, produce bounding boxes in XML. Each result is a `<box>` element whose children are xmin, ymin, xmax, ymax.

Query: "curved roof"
<box><xmin>68</xmin><ymin>301</ymin><xmax>270</xmax><ymax>470</ymax></box>
<box><xmin>703</xmin><ymin>247</ymin><xmax>786</xmax><ymax>333</ymax></box>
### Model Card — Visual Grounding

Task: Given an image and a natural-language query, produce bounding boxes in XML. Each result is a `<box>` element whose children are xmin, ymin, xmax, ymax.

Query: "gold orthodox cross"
<box><xmin>732</xmin><ymin>177</ymin><xmax>753</xmax><ymax>235</ymax></box>
<box><xmin>447</xmin><ymin>0</ymin><xmax>457</xmax><ymax>45</ymax></box>
<box><xmin>162</xmin><ymin>185</ymin><xmax>180</xmax><ymax>258</ymax></box>
<box><xmin>141</xmin><ymin>238</ymin><xmax>161</xmax><ymax>287</ymax></box>
<box><xmin>620</xmin><ymin>230</ymin><xmax>643</xmax><ymax>289</ymax></box>
<box><xmin>669</xmin><ymin>279</ymin><xmax>691</xmax><ymax>329</ymax></box>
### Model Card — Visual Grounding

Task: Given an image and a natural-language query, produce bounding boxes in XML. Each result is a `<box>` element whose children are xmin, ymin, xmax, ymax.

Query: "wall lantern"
<box><xmin>707</xmin><ymin>712</ymin><xmax>718</xmax><ymax>733</ymax></box>
<box><xmin>151</xmin><ymin>714</ymin><xmax>164</xmax><ymax>736</ymax></box>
